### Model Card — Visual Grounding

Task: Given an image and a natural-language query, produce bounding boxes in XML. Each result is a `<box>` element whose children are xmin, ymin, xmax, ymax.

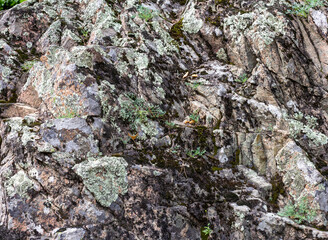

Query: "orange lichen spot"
<box><xmin>189</xmin><ymin>120</ymin><xmax>195</xmax><ymax>125</ymax></box>
<box><xmin>40</xmin><ymin>55</ymin><xmax>47</xmax><ymax>63</ymax></box>
<box><xmin>128</xmin><ymin>132</ymin><xmax>138</xmax><ymax>140</ymax></box>
<box><xmin>183</xmin><ymin>120</ymin><xmax>190</xmax><ymax>124</ymax></box>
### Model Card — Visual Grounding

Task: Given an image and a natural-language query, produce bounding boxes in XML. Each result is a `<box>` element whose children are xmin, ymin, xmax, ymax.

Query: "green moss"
<box><xmin>205</xmin><ymin>16</ymin><xmax>221</xmax><ymax>27</ymax></box>
<box><xmin>287</xmin><ymin>0</ymin><xmax>324</xmax><ymax>18</ymax></box>
<box><xmin>73</xmin><ymin>156</ymin><xmax>128</xmax><ymax>207</ymax></box>
<box><xmin>234</xmin><ymin>148</ymin><xmax>240</xmax><ymax>166</ymax></box>
<box><xmin>16</xmin><ymin>49</ymin><xmax>29</xmax><ymax>62</ymax></box>
<box><xmin>137</xmin><ymin>5</ymin><xmax>154</xmax><ymax>22</ymax></box>
<box><xmin>270</xmin><ymin>175</ymin><xmax>285</xmax><ymax>207</ymax></box>
<box><xmin>170</xmin><ymin>18</ymin><xmax>184</xmax><ymax>40</ymax></box>
<box><xmin>173</xmin><ymin>0</ymin><xmax>187</xmax><ymax>5</ymax></box>
<box><xmin>215</xmin><ymin>0</ymin><xmax>229</xmax><ymax>4</ymax></box>
<box><xmin>211</xmin><ymin>166</ymin><xmax>223</xmax><ymax>172</ymax></box>
<box><xmin>0</xmin><ymin>0</ymin><xmax>26</xmax><ymax>11</ymax></box>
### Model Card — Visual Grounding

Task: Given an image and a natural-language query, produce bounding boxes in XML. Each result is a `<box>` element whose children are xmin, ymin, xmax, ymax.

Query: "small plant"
<box><xmin>57</xmin><ymin>108</ymin><xmax>78</xmax><ymax>119</ymax></box>
<box><xmin>235</xmin><ymin>73</ymin><xmax>248</xmax><ymax>84</ymax></box>
<box><xmin>170</xmin><ymin>145</ymin><xmax>180</xmax><ymax>154</ymax></box>
<box><xmin>0</xmin><ymin>0</ymin><xmax>25</xmax><ymax>10</ymax></box>
<box><xmin>189</xmin><ymin>112</ymin><xmax>199</xmax><ymax>123</ymax></box>
<box><xmin>81</xmin><ymin>29</ymin><xmax>89</xmax><ymax>38</ymax></box>
<box><xmin>21</xmin><ymin>60</ymin><xmax>36</xmax><ymax>71</ymax></box>
<box><xmin>165</xmin><ymin>121</ymin><xmax>176</xmax><ymax>128</ymax></box>
<box><xmin>186</xmin><ymin>81</ymin><xmax>202</xmax><ymax>89</ymax></box>
<box><xmin>287</xmin><ymin>0</ymin><xmax>324</xmax><ymax>18</ymax></box>
<box><xmin>137</xmin><ymin>5</ymin><xmax>154</xmax><ymax>21</ymax></box>
<box><xmin>187</xmin><ymin>147</ymin><xmax>206</xmax><ymax>158</ymax></box>
<box><xmin>202</xmin><ymin>223</ymin><xmax>213</xmax><ymax>237</ymax></box>
<box><xmin>119</xmin><ymin>93</ymin><xmax>165</xmax><ymax>134</ymax></box>
<box><xmin>278</xmin><ymin>197</ymin><xmax>316</xmax><ymax>224</ymax></box>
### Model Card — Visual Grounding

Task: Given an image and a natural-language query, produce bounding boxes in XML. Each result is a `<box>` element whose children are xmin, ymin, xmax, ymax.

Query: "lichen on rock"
<box><xmin>5</xmin><ymin>170</ymin><xmax>34</xmax><ymax>198</ymax></box>
<box><xmin>73</xmin><ymin>156</ymin><xmax>128</xmax><ymax>207</ymax></box>
<box><xmin>182</xmin><ymin>1</ymin><xmax>203</xmax><ymax>34</ymax></box>
<box><xmin>224</xmin><ymin>7</ymin><xmax>286</xmax><ymax>50</ymax></box>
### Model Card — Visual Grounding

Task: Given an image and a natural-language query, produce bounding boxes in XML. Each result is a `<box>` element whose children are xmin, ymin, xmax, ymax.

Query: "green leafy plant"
<box><xmin>187</xmin><ymin>147</ymin><xmax>206</xmax><ymax>158</ymax></box>
<box><xmin>170</xmin><ymin>145</ymin><xmax>180</xmax><ymax>154</ymax></box>
<box><xmin>287</xmin><ymin>0</ymin><xmax>324</xmax><ymax>18</ymax></box>
<box><xmin>120</xmin><ymin>93</ymin><xmax>165</xmax><ymax>131</ymax></box>
<box><xmin>202</xmin><ymin>223</ymin><xmax>213</xmax><ymax>237</ymax></box>
<box><xmin>137</xmin><ymin>5</ymin><xmax>154</xmax><ymax>21</ymax></box>
<box><xmin>165</xmin><ymin>121</ymin><xmax>176</xmax><ymax>128</ymax></box>
<box><xmin>0</xmin><ymin>0</ymin><xmax>25</xmax><ymax>10</ymax></box>
<box><xmin>235</xmin><ymin>73</ymin><xmax>248</xmax><ymax>84</ymax></box>
<box><xmin>186</xmin><ymin>81</ymin><xmax>202</xmax><ymax>89</ymax></box>
<box><xmin>278</xmin><ymin>197</ymin><xmax>316</xmax><ymax>224</ymax></box>
<box><xmin>189</xmin><ymin>112</ymin><xmax>199</xmax><ymax>123</ymax></box>
<box><xmin>57</xmin><ymin>108</ymin><xmax>78</xmax><ymax>119</ymax></box>
<box><xmin>81</xmin><ymin>29</ymin><xmax>89</xmax><ymax>38</ymax></box>
<box><xmin>21</xmin><ymin>60</ymin><xmax>36</xmax><ymax>71</ymax></box>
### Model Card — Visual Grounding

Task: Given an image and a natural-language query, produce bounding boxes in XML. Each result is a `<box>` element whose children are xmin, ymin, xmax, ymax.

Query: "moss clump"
<box><xmin>287</xmin><ymin>0</ymin><xmax>324</xmax><ymax>18</ymax></box>
<box><xmin>205</xmin><ymin>16</ymin><xmax>221</xmax><ymax>27</ymax></box>
<box><xmin>215</xmin><ymin>0</ymin><xmax>229</xmax><ymax>4</ymax></box>
<box><xmin>173</xmin><ymin>0</ymin><xmax>187</xmax><ymax>5</ymax></box>
<box><xmin>270</xmin><ymin>175</ymin><xmax>285</xmax><ymax>207</ymax></box>
<box><xmin>234</xmin><ymin>148</ymin><xmax>240</xmax><ymax>166</ymax></box>
<box><xmin>0</xmin><ymin>0</ymin><xmax>25</xmax><ymax>10</ymax></box>
<box><xmin>169</xmin><ymin>18</ymin><xmax>184</xmax><ymax>40</ymax></box>
<box><xmin>73</xmin><ymin>156</ymin><xmax>128</xmax><ymax>207</ymax></box>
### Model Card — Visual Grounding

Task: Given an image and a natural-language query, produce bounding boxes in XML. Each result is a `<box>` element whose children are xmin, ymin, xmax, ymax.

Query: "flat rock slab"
<box><xmin>0</xmin><ymin>103</ymin><xmax>38</xmax><ymax>118</ymax></box>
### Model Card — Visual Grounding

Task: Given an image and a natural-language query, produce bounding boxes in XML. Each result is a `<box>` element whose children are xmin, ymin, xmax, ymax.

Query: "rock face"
<box><xmin>0</xmin><ymin>0</ymin><xmax>328</xmax><ymax>239</ymax></box>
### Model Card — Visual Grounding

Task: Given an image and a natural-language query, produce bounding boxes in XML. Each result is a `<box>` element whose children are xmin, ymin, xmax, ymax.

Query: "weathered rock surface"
<box><xmin>0</xmin><ymin>0</ymin><xmax>328</xmax><ymax>239</ymax></box>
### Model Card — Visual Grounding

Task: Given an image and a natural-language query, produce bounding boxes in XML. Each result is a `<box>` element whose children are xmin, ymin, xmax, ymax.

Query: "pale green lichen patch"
<box><xmin>284</xmin><ymin>112</ymin><xmax>328</xmax><ymax>146</ymax></box>
<box><xmin>125</xmin><ymin>49</ymin><xmax>149</xmax><ymax>74</ymax></box>
<box><xmin>73</xmin><ymin>156</ymin><xmax>128</xmax><ymax>207</ymax></box>
<box><xmin>5</xmin><ymin>170</ymin><xmax>34</xmax><ymax>198</ymax></box>
<box><xmin>151</xmin><ymin>21</ymin><xmax>178</xmax><ymax>54</ymax></box>
<box><xmin>61</xmin><ymin>29</ymin><xmax>82</xmax><ymax>44</ymax></box>
<box><xmin>71</xmin><ymin>46</ymin><xmax>94</xmax><ymax>69</ymax></box>
<box><xmin>182</xmin><ymin>1</ymin><xmax>203</xmax><ymax>34</ymax></box>
<box><xmin>82</xmin><ymin>0</ymin><xmax>121</xmax><ymax>42</ymax></box>
<box><xmin>216</xmin><ymin>48</ymin><xmax>228</xmax><ymax>62</ymax></box>
<box><xmin>1</xmin><ymin>66</ymin><xmax>12</xmax><ymax>83</ymax></box>
<box><xmin>38</xmin><ymin>19</ymin><xmax>62</xmax><ymax>48</ymax></box>
<box><xmin>224</xmin><ymin>7</ymin><xmax>286</xmax><ymax>50</ymax></box>
<box><xmin>6</xmin><ymin>117</ymin><xmax>38</xmax><ymax>146</ymax></box>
